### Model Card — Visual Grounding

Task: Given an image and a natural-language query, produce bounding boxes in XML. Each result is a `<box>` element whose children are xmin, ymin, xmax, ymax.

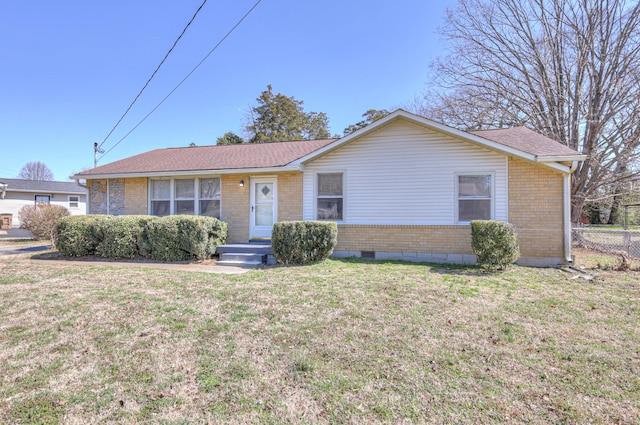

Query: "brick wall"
<box><xmin>89</xmin><ymin>179</ymin><xmax>107</xmax><ymax>214</ymax></box>
<box><xmin>508</xmin><ymin>157</ymin><xmax>564</xmax><ymax>258</ymax></box>
<box><xmin>222</xmin><ymin>174</ymin><xmax>250</xmax><ymax>243</ymax></box>
<box><xmin>108</xmin><ymin>179</ymin><xmax>125</xmax><ymax>215</ymax></box>
<box><xmin>277</xmin><ymin>172</ymin><xmax>303</xmax><ymax>221</ymax></box>
<box><xmin>336</xmin><ymin>224</ymin><xmax>472</xmax><ymax>254</ymax></box>
<box><xmin>124</xmin><ymin>178</ymin><xmax>148</xmax><ymax>215</ymax></box>
<box><xmin>221</xmin><ymin>172</ymin><xmax>303</xmax><ymax>243</ymax></box>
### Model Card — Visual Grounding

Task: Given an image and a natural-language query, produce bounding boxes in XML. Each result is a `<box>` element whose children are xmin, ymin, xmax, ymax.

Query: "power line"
<box><xmin>99</xmin><ymin>0</ymin><xmax>263</xmax><ymax>162</ymax></box>
<box><xmin>98</xmin><ymin>0</ymin><xmax>208</xmax><ymax>149</ymax></box>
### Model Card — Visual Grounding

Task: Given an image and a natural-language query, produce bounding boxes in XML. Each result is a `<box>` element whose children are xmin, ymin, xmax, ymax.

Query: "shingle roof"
<box><xmin>472</xmin><ymin>127</ymin><xmax>581</xmax><ymax>157</ymax></box>
<box><xmin>74</xmin><ymin>114</ymin><xmax>584</xmax><ymax>179</ymax></box>
<box><xmin>78</xmin><ymin>139</ymin><xmax>337</xmax><ymax>176</ymax></box>
<box><xmin>0</xmin><ymin>178</ymin><xmax>85</xmax><ymax>194</ymax></box>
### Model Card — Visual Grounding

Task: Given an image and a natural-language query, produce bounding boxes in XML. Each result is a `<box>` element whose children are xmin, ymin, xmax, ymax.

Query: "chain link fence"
<box><xmin>572</xmin><ymin>227</ymin><xmax>640</xmax><ymax>258</ymax></box>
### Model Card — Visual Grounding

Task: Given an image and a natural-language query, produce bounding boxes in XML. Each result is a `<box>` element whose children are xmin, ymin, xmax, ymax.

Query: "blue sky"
<box><xmin>1</xmin><ymin>0</ymin><xmax>454</xmax><ymax>181</ymax></box>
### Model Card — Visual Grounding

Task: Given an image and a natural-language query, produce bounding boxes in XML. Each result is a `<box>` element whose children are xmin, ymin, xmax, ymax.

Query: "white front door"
<box><xmin>250</xmin><ymin>177</ymin><xmax>277</xmax><ymax>239</ymax></box>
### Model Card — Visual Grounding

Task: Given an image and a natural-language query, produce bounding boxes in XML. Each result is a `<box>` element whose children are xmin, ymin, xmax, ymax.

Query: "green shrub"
<box><xmin>56</xmin><ymin>214</ymin><xmax>227</xmax><ymax>261</ymax></box>
<box><xmin>471</xmin><ymin>220</ymin><xmax>520</xmax><ymax>270</ymax></box>
<box><xmin>144</xmin><ymin>215</ymin><xmax>227</xmax><ymax>261</ymax></box>
<box><xmin>271</xmin><ymin>221</ymin><xmax>337</xmax><ymax>265</ymax></box>
<box><xmin>96</xmin><ymin>216</ymin><xmax>154</xmax><ymax>259</ymax></box>
<box><xmin>18</xmin><ymin>203</ymin><xmax>71</xmax><ymax>242</ymax></box>
<box><xmin>55</xmin><ymin>215</ymin><xmax>114</xmax><ymax>256</ymax></box>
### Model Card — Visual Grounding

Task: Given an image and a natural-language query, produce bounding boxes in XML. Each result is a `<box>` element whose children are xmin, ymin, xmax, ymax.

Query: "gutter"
<box><xmin>71</xmin><ymin>165</ymin><xmax>302</xmax><ymax>181</ymax></box>
<box><xmin>74</xmin><ymin>179</ymin><xmax>89</xmax><ymax>215</ymax></box>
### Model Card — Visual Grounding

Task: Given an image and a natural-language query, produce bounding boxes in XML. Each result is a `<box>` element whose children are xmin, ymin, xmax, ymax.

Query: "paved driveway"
<box><xmin>0</xmin><ymin>227</ymin><xmax>34</xmax><ymax>239</ymax></box>
<box><xmin>0</xmin><ymin>243</ymin><xmax>52</xmax><ymax>256</ymax></box>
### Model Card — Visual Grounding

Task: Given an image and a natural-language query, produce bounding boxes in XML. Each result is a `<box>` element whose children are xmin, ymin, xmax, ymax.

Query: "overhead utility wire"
<box><xmin>99</xmin><ymin>0</ymin><xmax>263</xmax><ymax>161</ymax></box>
<box><xmin>98</xmin><ymin>0</ymin><xmax>208</xmax><ymax>149</ymax></box>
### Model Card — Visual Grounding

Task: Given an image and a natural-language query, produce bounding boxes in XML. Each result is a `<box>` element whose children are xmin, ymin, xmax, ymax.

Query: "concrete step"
<box><xmin>216</xmin><ymin>259</ymin><xmax>263</xmax><ymax>269</ymax></box>
<box><xmin>219</xmin><ymin>252</ymin><xmax>264</xmax><ymax>263</ymax></box>
<box><xmin>216</xmin><ymin>242</ymin><xmax>276</xmax><ymax>268</ymax></box>
<box><xmin>216</xmin><ymin>243</ymin><xmax>273</xmax><ymax>255</ymax></box>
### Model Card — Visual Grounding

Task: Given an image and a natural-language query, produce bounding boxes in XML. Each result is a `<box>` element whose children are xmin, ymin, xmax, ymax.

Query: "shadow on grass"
<box><xmin>28</xmin><ymin>250</ymin><xmax>199</xmax><ymax>266</ymax></box>
<box><xmin>330</xmin><ymin>255</ymin><xmax>504</xmax><ymax>277</ymax></box>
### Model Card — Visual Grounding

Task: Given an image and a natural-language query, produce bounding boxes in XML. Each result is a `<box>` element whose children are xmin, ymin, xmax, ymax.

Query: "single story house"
<box><xmin>0</xmin><ymin>178</ymin><xmax>87</xmax><ymax>227</ymax></box>
<box><xmin>73</xmin><ymin>110</ymin><xmax>585</xmax><ymax>266</ymax></box>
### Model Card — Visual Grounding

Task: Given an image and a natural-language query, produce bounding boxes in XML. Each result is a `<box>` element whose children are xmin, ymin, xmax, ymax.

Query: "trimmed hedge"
<box><xmin>55</xmin><ymin>215</ymin><xmax>227</xmax><ymax>261</ymax></box>
<box><xmin>470</xmin><ymin>220</ymin><xmax>520</xmax><ymax>270</ymax></box>
<box><xmin>144</xmin><ymin>215</ymin><xmax>228</xmax><ymax>262</ymax></box>
<box><xmin>271</xmin><ymin>221</ymin><xmax>337</xmax><ymax>265</ymax></box>
<box><xmin>96</xmin><ymin>216</ymin><xmax>155</xmax><ymax>259</ymax></box>
<box><xmin>55</xmin><ymin>215</ymin><xmax>114</xmax><ymax>256</ymax></box>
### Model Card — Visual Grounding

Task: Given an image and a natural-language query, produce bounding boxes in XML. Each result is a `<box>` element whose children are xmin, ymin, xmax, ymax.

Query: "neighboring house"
<box><xmin>73</xmin><ymin>110</ymin><xmax>585</xmax><ymax>266</ymax></box>
<box><xmin>0</xmin><ymin>178</ymin><xmax>87</xmax><ymax>227</ymax></box>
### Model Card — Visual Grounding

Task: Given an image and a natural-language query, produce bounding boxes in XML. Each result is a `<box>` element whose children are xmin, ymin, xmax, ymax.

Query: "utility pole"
<box><xmin>94</xmin><ymin>142</ymin><xmax>105</xmax><ymax>167</ymax></box>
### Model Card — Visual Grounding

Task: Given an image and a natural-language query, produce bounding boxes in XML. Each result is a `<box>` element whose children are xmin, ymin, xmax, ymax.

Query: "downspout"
<box><xmin>564</xmin><ymin>161</ymin><xmax>579</xmax><ymax>264</ymax></box>
<box><xmin>75</xmin><ymin>179</ymin><xmax>89</xmax><ymax>215</ymax></box>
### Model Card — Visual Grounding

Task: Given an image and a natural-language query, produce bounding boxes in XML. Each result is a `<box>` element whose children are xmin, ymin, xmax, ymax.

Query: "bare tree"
<box><xmin>18</xmin><ymin>161</ymin><xmax>54</xmax><ymax>181</ymax></box>
<box><xmin>417</xmin><ymin>0</ymin><xmax>640</xmax><ymax>223</ymax></box>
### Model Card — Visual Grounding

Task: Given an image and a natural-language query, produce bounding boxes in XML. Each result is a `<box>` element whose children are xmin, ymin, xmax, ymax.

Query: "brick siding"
<box><xmin>336</xmin><ymin>224</ymin><xmax>472</xmax><ymax>254</ymax></box>
<box><xmin>124</xmin><ymin>178</ymin><xmax>148</xmax><ymax>215</ymax></box>
<box><xmin>508</xmin><ymin>158</ymin><xmax>564</xmax><ymax>258</ymax></box>
<box><xmin>221</xmin><ymin>174</ymin><xmax>250</xmax><ymax>243</ymax></box>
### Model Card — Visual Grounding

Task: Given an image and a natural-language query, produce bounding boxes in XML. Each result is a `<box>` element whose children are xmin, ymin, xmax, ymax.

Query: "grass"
<box><xmin>0</xmin><ymin>251</ymin><xmax>638</xmax><ymax>424</ymax></box>
<box><xmin>0</xmin><ymin>238</ymin><xmax>40</xmax><ymax>248</ymax></box>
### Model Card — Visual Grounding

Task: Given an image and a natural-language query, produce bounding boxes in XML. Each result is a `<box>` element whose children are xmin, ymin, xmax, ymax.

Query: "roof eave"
<box><xmin>6</xmin><ymin>188</ymin><xmax>84</xmax><ymax>195</ymax></box>
<box><xmin>537</xmin><ymin>154</ymin><xmax>587</xmax><ymax>163</ymax></box>
<box><xmin>73</xmin><ymin>165</ymin><xmax>302</xmax><ymax>180</ymax></box>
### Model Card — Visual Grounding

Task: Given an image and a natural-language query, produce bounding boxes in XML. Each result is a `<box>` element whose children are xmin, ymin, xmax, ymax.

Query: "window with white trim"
<box><xmin>150</xmin><ymin>180</ymin><xmax>170</xmax><ymax>216</ymax></box>
<box><xmin>457</xmin><ymin>174</ymin><xmax>492</xmax><ymax>222</ymax></box>
<box><xmin>317</xmin><ymin>173</ymin><xmax>343</xmax><ymax>221</ymax></box>
<box><xmin>175</xmin><ymin>178</ymin><xmax>195</xmax><ymax>215</ymax></box>
<box><xmin>68</xmin><ymin>196</ymin><xmax>79</xmax><ymax>208</ymax></box>
<box><xmin>199</xmin><ymin>178</ymin><xmax>221</xmax><ymax>219</ymax></box>
<box><xmin>150</xmin><ymin>177</ymin><xmax>221</xmax><ymax>218</ymax></box>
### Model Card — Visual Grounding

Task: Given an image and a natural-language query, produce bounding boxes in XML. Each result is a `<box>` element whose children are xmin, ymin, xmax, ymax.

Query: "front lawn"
<box><xmin>0</xmin><ymin>255</ymin><xmax>638</xmax><ymax>424</ymax></box>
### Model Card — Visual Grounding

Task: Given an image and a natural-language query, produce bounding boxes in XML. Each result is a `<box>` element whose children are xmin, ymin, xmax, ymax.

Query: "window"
<box><xmin>457</xmin><ymin>174</ymin><xmax>492</xmax><ymax>222</ymax></box>
<box><xmin>150</xmin><ymin>180</ymin><xmax>170</xmax><ymax>216</ymax></box>
<box><xmin>150</xmin><ymin>177</ymin><xmax>221</xmax><ymax>217</ymax></box>
<box><xmin>68</xmin><ymin>196</ymin><xmax>79</xmax><ymax>208</ymax></box>
<box><xmin>199</xmin><ymin>178</ymin><xmax>221</xmax><ymax>219</ymax></box>
<box><xmin>317</xmin><ymin>173</ymin><xmax>343</xmax><ymax>220</ymax></box>
<box><xmin>175</xmin><ymin>179</ymin><xmax>195</xmax><ymax>215</ymax></box>
<box><xmin>35</xmin><ymin>195</ymin><xmax>50</xmax><ymax>205</ymax></box>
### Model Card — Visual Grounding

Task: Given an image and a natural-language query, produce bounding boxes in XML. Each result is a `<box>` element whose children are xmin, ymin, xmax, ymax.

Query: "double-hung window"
<box><xmin>175</xmin><ymin>179</ymin><xmax>195</xmax><ymax>215</ymax></box>
<box><xmin>317</xmin><ymin>173</ymin><xmax>343</xmax><ymax>221</ymax></box>
<box><xmin>457</xmin><ymin>174</ymin><xmax>492</xmax><ymax>222</ymax></box>
<box><xmin>68</xmin><ymin>196</ymin><xmax>79</xmax><ymax>208</ymax></box>
<box><xmin>199</xmin><ymin>178</ymin><xmax>221</xmax><ymax>219</ymax></box>
<box><xmin>150</xmin><ymin>180</ymin><xmax>171</xmax><ymax>216</ymax></box>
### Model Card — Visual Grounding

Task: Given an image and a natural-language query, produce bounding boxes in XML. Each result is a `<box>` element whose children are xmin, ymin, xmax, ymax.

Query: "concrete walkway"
<box><xmin>19</xmin><ymin>257</ymin><xmax>252</xmax><ymax>274</ymax></box>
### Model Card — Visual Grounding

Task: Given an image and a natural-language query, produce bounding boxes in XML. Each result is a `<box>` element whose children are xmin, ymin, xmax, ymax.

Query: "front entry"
<box><xmin>249</xmin><ymin>177</ymin><xmax>277</xmax><ymax>239</ymax></box>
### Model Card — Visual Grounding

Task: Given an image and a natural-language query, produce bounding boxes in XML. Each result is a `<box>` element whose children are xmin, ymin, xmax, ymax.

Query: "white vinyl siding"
<box><xmin>303</xmin><ymin>120</ymin><xmax>507</xmax><ymax>225</ymax></box>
